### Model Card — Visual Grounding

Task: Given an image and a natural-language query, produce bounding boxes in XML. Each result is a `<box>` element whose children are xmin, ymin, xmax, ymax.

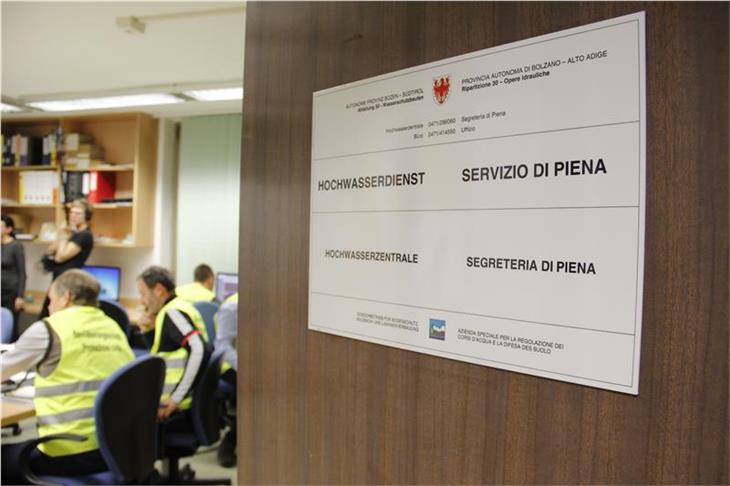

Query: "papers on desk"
<box><xmin>7</xmin><ymin>385</ymin><xmax>34</xmax><ymax>399</ymax></box>
<box><xmin>2</xmin><ymin>371</ymin><xmax>35</xmax><ymax>398</ymax></box>
<box><xmin>9</xmin><ymin>371</ymin><xmax>34</xmax><ymax>383</ymax></box>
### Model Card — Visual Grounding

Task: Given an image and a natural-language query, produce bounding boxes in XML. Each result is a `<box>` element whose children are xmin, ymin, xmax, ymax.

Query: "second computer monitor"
<box><xmin>83</xmin><ymin>265</ymin><xmax>121</xmax><ymax>301</ymax></box>
<box><xmin>215</xmin><ymin>272</ymin><xmax>238</xmax><ymax>302</ymax></box>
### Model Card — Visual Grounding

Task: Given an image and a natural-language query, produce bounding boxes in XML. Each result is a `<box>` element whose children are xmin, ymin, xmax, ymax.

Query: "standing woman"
<box><xmin>38</xmin><ymin>199</ymin><xmax>94</xmax><ymax>319</ymax></box>
<box><xmin>1</xmin><ymin>214</ymin><xmax>26</xmax><ymax>336</ymax></box>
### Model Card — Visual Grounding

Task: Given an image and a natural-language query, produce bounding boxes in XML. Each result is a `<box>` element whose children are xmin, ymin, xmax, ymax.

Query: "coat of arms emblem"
<box><xmin>433</xmin><ymin>75</ymin><xmax>451</xmax><ymax>105</ymax></box>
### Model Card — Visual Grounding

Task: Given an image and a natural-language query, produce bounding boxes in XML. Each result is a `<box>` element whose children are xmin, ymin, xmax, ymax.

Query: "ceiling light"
<box><xmin>28</xmin><ymin>94</ymin><xmax>182</xmax><ymax>112</ymax></box>
<box><xmin>183</xmin><ymin>88</ymin><xmax>243</xmax><ymax>101</ymax></box>
<box><xmin>1</xmin><ymin>103</ymin><xmax>23</xmax><ymax>112</ymax></box>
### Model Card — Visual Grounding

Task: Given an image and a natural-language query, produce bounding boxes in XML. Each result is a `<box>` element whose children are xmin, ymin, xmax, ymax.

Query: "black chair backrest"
<box><xmin>95</xmin><ymin>355</ymin><xmax>166</xmax><ymax>483</ymax></box>
<box><xmin>98</xmin><ymin>299</ymin><xmax>131</xmax><ymax>338</ymax></box>
<box><xmin>191</xmin><ymin>348</ymin><xmax>225</xmax><ymax>446</ymax></box>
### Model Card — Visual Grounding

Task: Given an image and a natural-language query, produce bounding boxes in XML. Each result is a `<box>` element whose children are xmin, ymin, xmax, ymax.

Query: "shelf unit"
<box><xmin>1</xmin><ymin>113</ymin><xmax>157</xmax><ymax>248</ymax></box>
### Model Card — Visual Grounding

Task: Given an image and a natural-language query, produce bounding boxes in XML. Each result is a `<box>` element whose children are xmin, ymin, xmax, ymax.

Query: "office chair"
<box><xmin>192</xmin><ymin>301</ymin><xmax>219</xmax><ymax>344</ymax></box>
<box><xmin>98</xmin><ymin>299</ymin><xmax>149</xmax><ymax>356</ymax></box>
<box><xmin>158</xmin><ymin>348</ymin><xmax>231</xmax><ymax>485</ymax></box>
<box><xmin>1</xmin><ymin>306</ymin><xmax>22</xmax><ymax>437</ymax></box>
<box><xmin>1</xmin><ymin>307</ymin><xmax>14</xmax><ymax>343</ymax></box>
<box><xmin>97</xmin><ymin>299</ymin><xmax>131</xmax><ymax>339</ymax></box>
<box><xmin>17</xmin><ymin>355</ymin><xmax>166</xmax><ymax>485</ymax></box>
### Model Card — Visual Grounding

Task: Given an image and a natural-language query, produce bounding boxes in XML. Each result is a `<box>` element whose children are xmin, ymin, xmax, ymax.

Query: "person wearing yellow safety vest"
<box><xmin>1</xmin><ymin>269</ymin><xmax>134</xmax><ymax>482</ymax></box>
<box><xmin>175</xmin><ymin>263</ymin><xmax>215</xmax><ymax>303</ymax></box>
<box><xmin>213</xmin><ymin>292</ymin><xmax>237</xmax><ymax>467</ymax></box>
<box><xmin>136</xmin><ymin>266</ymin><xmax>210</xmax><ymax>420</ymax></box>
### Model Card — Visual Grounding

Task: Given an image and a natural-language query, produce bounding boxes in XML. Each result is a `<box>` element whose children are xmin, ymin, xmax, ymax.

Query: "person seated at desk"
<box><xmin>214</xmin><ymin>292</ymin><xmax>238</xmax><ymax>467</ymax></box>
<box><xmin>175</xmin><ymin>263</ymin><xmax>215</xmax><ymax>303</ymax></box>
<box><xmin>136</xmin><ymin>266</ymin><xmax>210</xmax><ymax>420</ymax></box>
<box><xmin>1</xmin><ymin>270</ymin><xmax>134</xmax><ymax>483</ymax></box>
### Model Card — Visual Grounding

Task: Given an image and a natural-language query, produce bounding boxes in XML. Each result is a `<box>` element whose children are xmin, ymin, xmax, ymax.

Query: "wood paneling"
<box><xmin>239</xmin><ymin>2</ymin><xmax>728</xmax><ymax>483</ymax></box>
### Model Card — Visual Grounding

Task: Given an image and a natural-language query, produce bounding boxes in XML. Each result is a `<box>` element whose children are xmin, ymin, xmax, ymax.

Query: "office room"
<box><xmin>1</xmin><ymin>1</ymin><xmax>242</xmax><ymax>484</ymax></box>
<box><xmin>2</xmin><ymin>2</ymin><xmax>729</xmax><ymax>486</ymax></box>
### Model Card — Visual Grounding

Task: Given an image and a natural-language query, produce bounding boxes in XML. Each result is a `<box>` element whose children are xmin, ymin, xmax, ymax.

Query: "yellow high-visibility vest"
<box><xmin>175</xmin><ymin>282</ymin><xmax>215</xmax><ymax>303</ymax></box>
<box><xmin>34</xmin><ymin>306</ymin><xmax>134</xmax><ymax>457</ymax></box>
<box><xmin>151</xmin><ymin>297</ymin><xmax>208</xmax><ymax>410</ymax></box>
<box><xmin>221</xmin><ymin>293</ymin><xmax>238</xmax><ymax>306</ymax></box>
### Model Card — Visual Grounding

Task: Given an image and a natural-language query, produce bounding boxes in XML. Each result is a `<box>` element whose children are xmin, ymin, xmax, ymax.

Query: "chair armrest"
<box><xmin>17</xmin><ymin>434</ymin><xmax>87</xmax><ymax>485</ymax></box>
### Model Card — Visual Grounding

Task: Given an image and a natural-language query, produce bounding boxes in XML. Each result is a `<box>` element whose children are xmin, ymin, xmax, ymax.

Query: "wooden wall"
<box><xmin>238</xmin><ymin>2</ymin><xmax>728</xmax><ymax>483</ymax></box>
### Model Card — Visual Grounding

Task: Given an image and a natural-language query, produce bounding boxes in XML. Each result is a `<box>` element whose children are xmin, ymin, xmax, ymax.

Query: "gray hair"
<box><xmin>52</xmin><ymin>269</ymin><xmax>100</xmax><ymax>306</ymax></box>
<box><xmin>138</xmin><ymin>266</ymin><xmax>176</xmax><ymax>292</ymax></box>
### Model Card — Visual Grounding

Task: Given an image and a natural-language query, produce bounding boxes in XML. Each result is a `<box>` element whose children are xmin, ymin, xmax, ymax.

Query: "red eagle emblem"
<box><xmin>433</xmin><ymin>75</ymin><xmax>451</xmax><ymax>105</ymax></box>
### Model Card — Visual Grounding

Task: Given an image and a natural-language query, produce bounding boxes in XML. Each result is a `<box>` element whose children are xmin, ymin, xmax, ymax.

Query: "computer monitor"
<box><xmin>83</xmin><ymin>265</ymin><xmax>121</xmax><ymax>301</ymax></box>
<box><xmin>215</xmin><ymin>272</ymin><xmax>238</xmax><ymax>302</ymax></box>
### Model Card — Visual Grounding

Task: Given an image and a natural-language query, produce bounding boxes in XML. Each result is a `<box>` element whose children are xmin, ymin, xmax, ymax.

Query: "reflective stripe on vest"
<box><xmin>34</xmin><ymin>379</ymin><xmax>105</xmax><ymax>397</ymax></box>
<box><xmin>34</xmin><ymin>306</ymin><xmax>135</xmax><ymax>457</ymax></box>
<box><xmin>36</xmin><ymin>407</ymin><xmax>94</xmax><ymax>426</ymax></box>
<box><xmin>151</xmin><ymin>297</ymin><xmax>207</xmax><ymax>410</ymax></box>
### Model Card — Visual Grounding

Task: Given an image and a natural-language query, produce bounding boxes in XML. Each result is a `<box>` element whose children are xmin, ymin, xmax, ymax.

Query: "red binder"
<box><xmin>88</xmin><ymin>171</ymin><xmax>115</xmax><ymax>203</ymax></box>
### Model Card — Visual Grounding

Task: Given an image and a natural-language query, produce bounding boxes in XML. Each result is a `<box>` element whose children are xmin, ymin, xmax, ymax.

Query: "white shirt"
<box><xmin>214</xmin><ymin>299</ymin><xmax>238</xmax><ymax>372</ymax></box>
<box><xmin>1</xmin><ymin>320</ymin><xmax>61</xmax><ymax>379</ymax></box>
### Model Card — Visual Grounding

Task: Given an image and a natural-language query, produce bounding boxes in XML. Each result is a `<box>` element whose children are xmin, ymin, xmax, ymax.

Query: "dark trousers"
<box><xmin>221</xmin><ymin>369</ymin><xmax>236</xmax><ymax>393</ymax></box>
<box><xmin>1</xmin><ymin>442</ymin><xmax>106</xmax><ymax>484</ymax></box>
<box><xmin>220</xmin><ymin>369</ymin><xmax>237</xmax><ymax>446</ymax></box>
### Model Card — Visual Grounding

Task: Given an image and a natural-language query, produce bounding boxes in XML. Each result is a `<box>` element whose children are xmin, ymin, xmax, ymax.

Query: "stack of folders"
<box><xmin>64</xmin><ymin>171</ymin><xmax>88</xmax><ymax>202</ymax></box>
<box><xmin>42</xmin><ymin>133</ymin><xmax>62</xmax><ymax>166</ymax></box>
<box><xmin>2</xmin><ymin>134</ymin><xmax>60</xmax><ymax>166</ymax></box>
<box><xmin>2</xmin><ymin>136</ymin><xmax>11</xmax><ymax>166</ymax></box>
<box><xmin>64</xmin><ymin>133</ymin><xmax>103</xmax><ymax>168</ymax></box>
<box><xmin>4</xmin><ymin>135</ymin><xmax>42</xmax><ymax>166</ymax></box>
<box><xmin>19</xmin><ymin>171</ymin><xmax>59</xmax><ymax>204</ymax></box>
<box><xmin>63</xmin><ymin>171</ymin><xmax>116</xmax><ymax>203</ymax></box>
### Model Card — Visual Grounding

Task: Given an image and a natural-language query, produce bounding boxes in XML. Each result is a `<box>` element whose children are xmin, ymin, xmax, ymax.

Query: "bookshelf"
<box><xmin>1</xmin><ymin>113</ymin><xmax>157</xmax><ymax>248</ymax></box>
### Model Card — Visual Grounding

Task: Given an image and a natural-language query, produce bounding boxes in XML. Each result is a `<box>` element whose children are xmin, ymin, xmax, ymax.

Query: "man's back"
<box><xmin>176</xmin><ymin>282</ymin><xmax>215</xmax><ymax>303</ymax></box>
<box><xmin>35</xmin><ymin>305</ymin><xmax>135</xmax><ymax>456</ymax></box>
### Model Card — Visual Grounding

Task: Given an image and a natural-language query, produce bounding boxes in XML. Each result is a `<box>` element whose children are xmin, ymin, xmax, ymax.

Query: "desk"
<box><xmin>1</xmin><ymin>397</ymin><xmax>35</xmax><ymax>426</ymax></box>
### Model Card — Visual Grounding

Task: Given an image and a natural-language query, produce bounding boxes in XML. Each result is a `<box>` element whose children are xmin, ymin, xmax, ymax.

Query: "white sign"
<box><xmin>309</xmin><ymin>13</ymin><xmax>646</xmax><ymax>394</ymax></box>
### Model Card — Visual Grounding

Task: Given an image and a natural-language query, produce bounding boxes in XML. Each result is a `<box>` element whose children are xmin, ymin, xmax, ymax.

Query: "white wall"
<box><xmin>176</xmin><ymin>114</ymin><xmax>241</xmax><ymax>285</ymax></box>
<box><xmin>22</xmin><ymin>244</ymin><xmax>55</xmax><ymax>297</ymax></box>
